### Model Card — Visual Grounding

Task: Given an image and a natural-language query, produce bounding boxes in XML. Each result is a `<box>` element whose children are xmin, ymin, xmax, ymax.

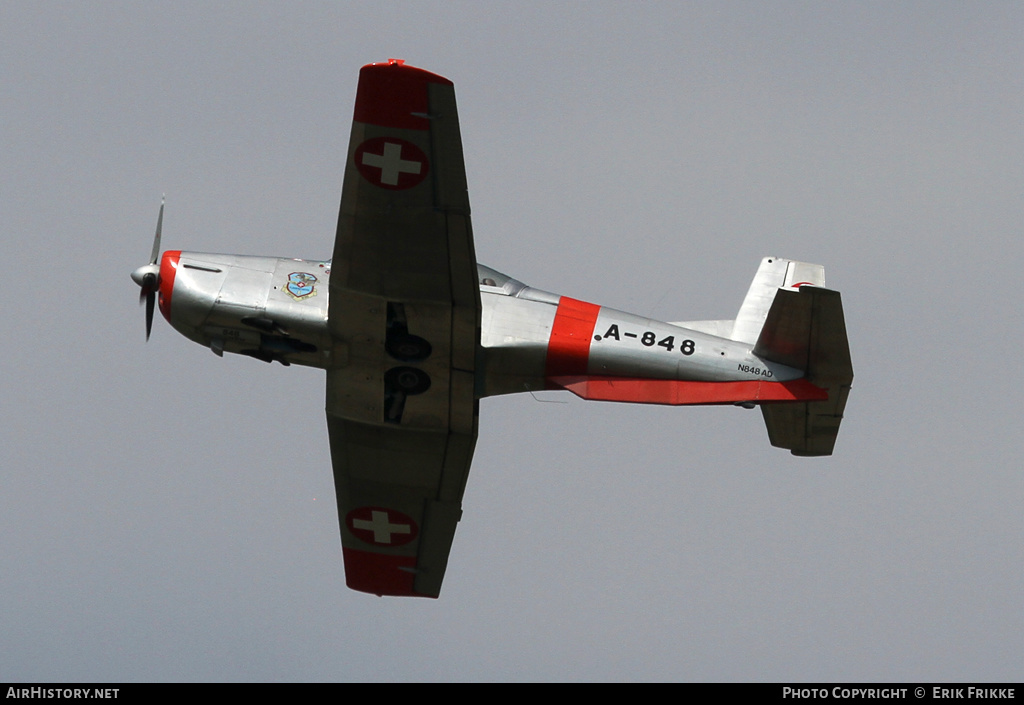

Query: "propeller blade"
<box><xmin>145</xmin><ymin>291</ymin><xmax>155</xmax><ymax>341</ymax></box>
<box><xmin>138</xmin><ymin>271</ymin><xmax>157</xmax><ymax>298</ymax></box>
<box><xmin>150</xmin><ymin>199</ymin><xmax>164</xmax><ymax>265</ymax></box>
<box><xmin>132</xmin><ymin>201</ymin><xmax>165</xmax><ymax>341</ymax></box>
<box><xmin>139</xmin><ymin>271</ymin><xmax>158</xmax><ymax>339</ymax></box>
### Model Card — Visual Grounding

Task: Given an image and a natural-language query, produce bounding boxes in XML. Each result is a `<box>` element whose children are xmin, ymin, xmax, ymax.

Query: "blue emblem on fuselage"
<box><xmin>285</xmin><ymin>272</ymin><xmax>318</xmax><ymax>300</ymax></box>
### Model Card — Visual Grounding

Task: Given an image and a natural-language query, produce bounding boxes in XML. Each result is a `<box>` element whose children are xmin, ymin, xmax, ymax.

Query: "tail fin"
<box><xmin>731</xmin><ymin>257</ymin><xmax>825</xmax><ymax>344</ymax></box>
<box><xmin>660</xmin><ymin>255</ymin><xmax>852</xmax><ymax>455</ymax></box>
<box><xmin>754</xmin><ymin>286</ymin><xmax>853</xmax><ymax>456</ymax></box>
<box><xmin>670</xmin><ymin>257</ymin><xmax>825</xmax><ymax>343</ymax></box>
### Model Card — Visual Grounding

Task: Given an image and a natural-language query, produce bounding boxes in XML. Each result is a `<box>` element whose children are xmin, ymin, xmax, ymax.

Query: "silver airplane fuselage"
<box><xmin>156</xmin><ymin>250</ymin><xmax>806</xmax><ymax>397</ymax></box>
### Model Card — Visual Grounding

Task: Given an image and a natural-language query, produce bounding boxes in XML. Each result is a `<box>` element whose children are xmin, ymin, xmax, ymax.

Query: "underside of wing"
<box><xmin>326</xmin><ymin>409</ymin><xmax>475</xmax><ymax>597</ymax></box>
<box><xmin>326</xmin><ymin>61</ymin><xmax>480</xmax><ymax>597</ymax></box>
<box><xmin>330</xmin><ymin>59</ymin><xmax>478</xmax><ymax>319</ymax></box>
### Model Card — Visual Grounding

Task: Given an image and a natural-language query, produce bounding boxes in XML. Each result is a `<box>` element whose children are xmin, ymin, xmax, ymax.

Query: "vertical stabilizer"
<box><xmin>731</xmin><ymin>257</ymin><xmax>825</xmax><ymax>344</ymax></box>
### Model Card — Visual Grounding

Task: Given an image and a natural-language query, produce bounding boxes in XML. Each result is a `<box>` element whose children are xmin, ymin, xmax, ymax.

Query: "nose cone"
<box><xmin>131</xmin><ymin>263</ymin><xmax>160</xmax><ymax>287</ymax></box>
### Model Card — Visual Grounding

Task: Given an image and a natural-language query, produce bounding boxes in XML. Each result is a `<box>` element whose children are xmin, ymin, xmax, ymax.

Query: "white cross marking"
<box><xmin>361</xmin><ymin>142</ymin><xmax>422</xmax><ymax>186</ymax></box>
<box><xmin>352</xmin><ymin>510</ymin><xmax>412</xmax><ymax>544</ymax></box>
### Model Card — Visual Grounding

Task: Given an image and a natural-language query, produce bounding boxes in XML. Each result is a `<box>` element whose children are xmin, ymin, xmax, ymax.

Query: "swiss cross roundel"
<box><xmin>354</xmin><ymin>137</ymin><xmax>429</xmax><ymax>190</ymax></box>
<box><xmin>346</xmin><ymin>506</ymin><xmax>419</xmax><ymax>547</ymax></box>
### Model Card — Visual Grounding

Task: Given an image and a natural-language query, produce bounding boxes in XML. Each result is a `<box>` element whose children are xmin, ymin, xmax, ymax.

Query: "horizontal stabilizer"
<box><xmin>761</xmin><ymin>386</ymin><xmax>852</xmax><ymax>456</ymax></box>
<box><xmin>754</xmin><ymin>286</ymin><xmax>853</xmax><ymax>456</ymax></box>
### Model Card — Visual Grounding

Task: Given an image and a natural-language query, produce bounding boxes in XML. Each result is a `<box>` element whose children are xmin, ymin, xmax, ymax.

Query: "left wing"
<box><xmin>326</xmin><ymin>61</ymin><xmax>480</xmax><ymax>597</ymax></box>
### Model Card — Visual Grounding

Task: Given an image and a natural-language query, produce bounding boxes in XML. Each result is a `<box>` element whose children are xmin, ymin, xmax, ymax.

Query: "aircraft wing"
<box><xmin>326</xmin><ymin>61</ymin><xmax>480</xmax><ymax>598</ymax></box>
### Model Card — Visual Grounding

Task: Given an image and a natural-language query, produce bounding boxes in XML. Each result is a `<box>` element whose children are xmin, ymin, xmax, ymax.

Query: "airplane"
<box><xmin>131</xmin><ymin>59</ymin><xmax>853</xmax><ymax>598</ymax></box>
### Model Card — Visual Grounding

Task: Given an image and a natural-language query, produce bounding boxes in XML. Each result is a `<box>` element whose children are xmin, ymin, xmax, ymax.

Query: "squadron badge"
<box><xmin>284</xmin><ymin>272</ymin><xmax>317</xmax><ymax>300</ymax></box>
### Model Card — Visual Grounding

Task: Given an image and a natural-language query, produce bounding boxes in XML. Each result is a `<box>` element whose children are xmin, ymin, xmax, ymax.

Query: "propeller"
<box><xmin>131</xmin><ymin>200</ymin><xmax>164</xmax><ymax>340</ymax></box>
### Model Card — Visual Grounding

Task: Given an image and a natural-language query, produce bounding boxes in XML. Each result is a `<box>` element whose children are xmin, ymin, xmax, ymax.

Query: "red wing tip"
<box><xmin>354</xmin><ymin>61</ymin><xmax>453</xmax><ymax>129</ymax></box>
<box><xmin>359</xmin><ymin>60</ymin><xmax>454</xmax><ymax>86</ymax></box>
<box><xmin>362</xmin><ymin>58</ymin><xmax>405</xmax><ymax>68</ymax></box>
<box><xmin>342</xmin><ymin>546</ymin><xmax>436</xmax><ymax>598</ymax></box>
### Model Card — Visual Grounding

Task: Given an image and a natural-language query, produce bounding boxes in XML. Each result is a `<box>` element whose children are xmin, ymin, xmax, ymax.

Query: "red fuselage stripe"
<box><xmin>545</xmin><ymin>296</ymin><xmax>602</xmax><ymax>380</ymax></box>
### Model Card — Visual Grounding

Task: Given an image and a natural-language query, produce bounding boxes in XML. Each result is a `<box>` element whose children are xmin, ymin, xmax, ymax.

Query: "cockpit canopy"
<box><xmin>476</xmin><ymin>264</ymin><xmax>559</xmax><ymax>304</ymax></box>
<box><xmin>477</xmin><ymin>264</ymin><xmax>526</xmax><ymax>297</ymax></box>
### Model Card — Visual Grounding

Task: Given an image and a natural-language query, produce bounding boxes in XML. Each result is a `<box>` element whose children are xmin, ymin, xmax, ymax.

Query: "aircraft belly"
<box><xmin>327</xmin><ymin>291</ymin><xmax>458</xmax><ymax>430</ymax></box>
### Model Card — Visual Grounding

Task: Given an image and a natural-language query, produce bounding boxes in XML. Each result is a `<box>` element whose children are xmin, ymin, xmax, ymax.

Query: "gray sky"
<box><xmin>2</xmin><ymin>1</ymin><xmax>1022</xmax><ymax>682</ymax></box>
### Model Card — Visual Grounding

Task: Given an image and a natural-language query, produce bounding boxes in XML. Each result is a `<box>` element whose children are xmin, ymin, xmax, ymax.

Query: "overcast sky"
<box><xmin>2</xmin><ymin>1</ymin><xmax>1022</xmax><ymax>682</ymax></box>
